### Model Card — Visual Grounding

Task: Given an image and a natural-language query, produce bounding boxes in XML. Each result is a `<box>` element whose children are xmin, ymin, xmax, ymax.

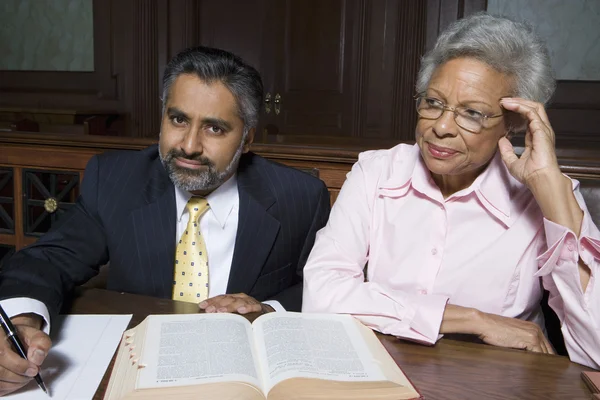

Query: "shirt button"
<box><xmin>431</xmin><ymin>248</ymin><xmax>438</xmax><ymax>255</ymax></box>
<box><xmin>567</xmin><ymin>240</ymin><xmax>575</xmax><ymax>251</ymax></box>
<box><xmin>419</xmin><ymin>289</ymin><xmax>428</xmax><ymax>295</ymax></box>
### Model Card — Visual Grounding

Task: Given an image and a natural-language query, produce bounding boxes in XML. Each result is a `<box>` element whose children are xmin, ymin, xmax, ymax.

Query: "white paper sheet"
<box><xmin>6</xmin><ymin>314</ymin><xmax>132</xmax><ymax>400</ymax></box>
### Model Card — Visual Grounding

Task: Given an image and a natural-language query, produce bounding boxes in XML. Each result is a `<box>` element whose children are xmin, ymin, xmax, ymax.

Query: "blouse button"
<box><xmin>431</xmin><ymin>248</ymin><xmax>438</xmax><ymax>255</ymax></box>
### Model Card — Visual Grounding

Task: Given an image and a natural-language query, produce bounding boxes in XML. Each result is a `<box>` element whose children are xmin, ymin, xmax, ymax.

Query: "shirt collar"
<box><xmin>472</xmin><ymin>151</ymin><xmax>514</xmax><ymax>226</ymax></box>
<box><xmin>377</xmin><ymin>144</ymin><xmax>442</xmax><ymax>201</ymax></box>
<box><xmin>378</xmin><ymin>145</ymin><xmax>515</xmax><ymax>227</ymax></box>
<box><xmin>175</xmin><ymin>174</ymin><xmax>239</xmax><ymax>229</ymax></box>
<box><xmin>377</xmin><ymin>144</ymin><xmax>421</xmax><ymax>197</ymax></box>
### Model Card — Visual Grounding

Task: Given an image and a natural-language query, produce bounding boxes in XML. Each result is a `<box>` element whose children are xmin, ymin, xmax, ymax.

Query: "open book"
<box><xmin>104</xmin><ymin>312</ymin><xmax>421</xmax><ymax>400</ymax></box>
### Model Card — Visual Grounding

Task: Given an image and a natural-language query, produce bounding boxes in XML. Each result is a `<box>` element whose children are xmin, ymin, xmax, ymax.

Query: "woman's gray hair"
<box><xmin>416</xmin><ymin>12</ymin><xmax>556</xmax><ymax>105</ymax></box>
<box><xmin>161</xmin><ymin>46</ymin><xmax>263</xmax><ymax>133</ymax></box>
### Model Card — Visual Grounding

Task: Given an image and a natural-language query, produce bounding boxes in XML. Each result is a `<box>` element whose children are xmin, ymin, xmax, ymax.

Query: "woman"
<box><xmin>302</xmin><ymin>13</ymin><xmax>599</xmax><ymax>369</ymax></box>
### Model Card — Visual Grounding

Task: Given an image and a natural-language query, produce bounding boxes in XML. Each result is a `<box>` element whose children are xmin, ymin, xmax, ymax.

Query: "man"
<box><xmin>0</xmin><ymin>46</ymin><xmax>330</xmax><ymax>395</ymax></box>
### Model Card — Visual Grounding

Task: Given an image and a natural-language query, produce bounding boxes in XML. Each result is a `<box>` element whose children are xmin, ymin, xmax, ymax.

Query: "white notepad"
<box><xmin>6</xmin><ymin>314</ymin><xmax>132</xmax><ymax>400</ymax></box>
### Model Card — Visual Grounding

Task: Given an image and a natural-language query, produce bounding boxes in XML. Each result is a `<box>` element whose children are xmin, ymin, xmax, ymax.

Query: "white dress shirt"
<box><xmin>175</xmin><ymin>174</ymin><xmax>239</xmax><ymax>298</ymax></box>
<box><xmin>174</xmin><ymin>175</ymin><xmax>282</xmax><ymax>311</ymax></box>
<box><xmin>2</xmin><ymin>174</ymin><xmax>282</xmax><ymax>332</ymax></box>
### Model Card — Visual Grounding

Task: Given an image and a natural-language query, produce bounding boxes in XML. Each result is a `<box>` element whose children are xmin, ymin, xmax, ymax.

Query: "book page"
<box><xmin>6</xmin><ymin>314</ymin><xmax>132</xmax><ymax>400</ymax></box>
<box><xmin>137</xmin><ymin>313</ymin><xmax>264</xmax><ymax>391</ymax></box>
<box><xmin>252</xmin><ymin>313</ymin><xmax>387</xmax><ymax>392</ymax></box>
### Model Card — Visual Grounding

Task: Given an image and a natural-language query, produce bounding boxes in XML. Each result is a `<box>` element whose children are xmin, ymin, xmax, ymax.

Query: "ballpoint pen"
<box><xmin>0</xmin><ymin>304</ymin><xmax>49</xmax><ymax>396</ymax></box>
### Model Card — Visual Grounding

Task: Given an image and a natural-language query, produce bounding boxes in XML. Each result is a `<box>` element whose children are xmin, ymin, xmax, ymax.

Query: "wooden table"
<box><xmin>68</xmin><ymin>288</ymin><xmax>594</xmax><ymax>400</ymax></box>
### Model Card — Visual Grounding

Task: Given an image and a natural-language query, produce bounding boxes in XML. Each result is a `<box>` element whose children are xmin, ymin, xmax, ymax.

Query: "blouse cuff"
<box><xmin>536</xmin><ymin>217</ymin><xmax>600</xmax><ymax>278</ymax></box>
<box><xmin>404</xmin><ymin>294</ymin><xmax>449</xmax><ymax>344</ymax></box>
<box><xmin>536</xmin><ymin>218</ymin><xmax>578</xmax><ymax>277</ymax></box>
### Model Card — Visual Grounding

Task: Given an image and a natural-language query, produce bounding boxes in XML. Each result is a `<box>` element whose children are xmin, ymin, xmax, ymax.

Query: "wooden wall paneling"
<box><xmin>166</xmin><ymin>0</ymin><xmax>202</xmax><ymax>61</ymax></box>
<box><xmin>21</xmin><ymin>237</ymin><xmax>37</xmax><ymax>248</ymax></box>
<box><xmin>1</xmin><ymin>132</ymin><xmax>599</xmax><ymax>251</ymax></box>
<box><xmin>425</xmin><ymin>0</ymin><xmax>463</xmax><ymax>52</ymax></box>
<box><xmin>351</xmin><ymin>0</ymin><xmax>368</xmax><ymax>143</ymax></box>
<box><xmin>12</xmin><ymin>167</ymin><xmax>23</xmax><ymax>250</ymax></box>
<box><xmin>360</xmin><ymin>0</ymin><xmax>392</xmax><ymax>141</ymax></box>
<box><xmin>351</xmin><ymin>0</ymin><xmax>370</xmax><ymax>143</ymax></box>
<box><xmin>0</xmin><ymin>141</ymin><xmax>105</xmax><ymax>251</ymax></box>
<box><xmin>360</xmin><ymin>0</ymin><xmax>426</xmax><ymax>143</ymax></box>
<box><xmin>462</xmin><ymin>0</ymin><xmax>488</xmax><ymax>18</ymax></box>
<box><xmin>0</xmin><ymin>234</ymin><xmax>15</xmax><ymax>247</ymax></box>
<box><xmin>424</xmin><ymin>0</ymin><xmax>487</xmax><ymax>52</ymax></box>
<box><xmin>0</xmin><ymin>145</ymin><xmax>103</xmax><ymax>174</ymax></box>
<box><xmin>259</xmin><ymin>0</ymin><xmax>283</xmax><ymax>142</ymax></box>
<box><xmin>157</xmin><ymin>0</ymin><xmax>170</xmax><ymax>103</ymax></box>
<box><xmin>21</xmin><ymin>168</ymin><xmax>80</xmax><ymax>237</ymax></box>
<box><xmin>425</xmin><ymin>0</ymin><xmax>442</xmax><ymax>52</ymax></box>
<box><xmin>190</xmin><ymin>0</ymin><xmax>271</xmax><ymax>140</ymax></box>
<box><xmin>130</xmin><ymin>0</ymin><xmax>161</xmax><ymax>138</ymax></box>
<box><xmin>266</xmin><ymin>0</ymin><xmax>360</xmax><ymax>141</ymax></box>
<box><xmin>392</xmin><ymin>0</ymin><xmax>427</xmax><ymax>142</ymax></box>
<box><xmin>548</xmin><ymin>81</ymin><xmax>600</xmax><ymax>145</ymax></box>
<box><xmin>191</xmin><ymin>0</ymin><xmax>365</xmax><ymax>145</ymax></box>
<box><xmin>328</xmin><ymin>190</ymin><xmax>341</xmax><ymax>205</ymax></box>
<box><xmin>0</xmin><ymin>168</ymin><xmax>14</xmax><ymax>235</ymax></box>
<box><xmin>0</xmin><ymin>166</ymin><xmax>17</xmax><ymax>250</ymax></box>
<box><xmin>0</xmin><ymin>0</ymin><xmax>121</xmax><ymax>111</ymax></box>
<box><xmin>197</xmin><ymin>0</ymin><xmax>268</xmax><ymax>73</ymax></box>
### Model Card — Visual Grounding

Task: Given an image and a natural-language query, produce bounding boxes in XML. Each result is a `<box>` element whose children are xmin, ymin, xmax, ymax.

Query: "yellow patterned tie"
<box><xmin>173</xmin><ymin>197</ymin><xmax>210</xmax><ymax>302</ymax></box>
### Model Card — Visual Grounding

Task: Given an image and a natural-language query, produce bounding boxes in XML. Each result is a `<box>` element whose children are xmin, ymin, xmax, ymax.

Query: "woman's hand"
<box><xmin>441</xmin><ymin>304</ymin><xmax>555</xmax><ymax>354</ymax></box>
<box><xmin>497</xmin><ymin>98</ymin><xmax>562</xmax><ymax>188</ymax></box>
<box><xmin>476</xmin><ymin>311</ymin><xmax>555</xmax><ymax>354</ymax></box>
<box><xmin>498</xmin><ymin>98</ymin><xmax>589</xmax><ymax>291</ymax></box>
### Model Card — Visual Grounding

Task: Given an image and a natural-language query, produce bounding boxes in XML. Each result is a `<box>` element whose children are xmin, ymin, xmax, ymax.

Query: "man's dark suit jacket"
<box><xmin>0</xmin><ymin>145</ymin><xmax>330</xmax><ymax>319</ymax></box>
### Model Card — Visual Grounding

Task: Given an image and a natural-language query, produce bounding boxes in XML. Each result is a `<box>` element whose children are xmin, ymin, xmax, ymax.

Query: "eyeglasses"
<box><xmin>415</xmin><ymin>95</ymin><xmax>504</xmax><ymax>133</ymax></box>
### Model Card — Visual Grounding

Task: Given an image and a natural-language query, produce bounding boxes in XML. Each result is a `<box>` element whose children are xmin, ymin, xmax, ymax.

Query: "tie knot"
<box><xmin>186</xmin><ymin>197</ymin><xmax>209</xmax><ymax>220</ymax></box>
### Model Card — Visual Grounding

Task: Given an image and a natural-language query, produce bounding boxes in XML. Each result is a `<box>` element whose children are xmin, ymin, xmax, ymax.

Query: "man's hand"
<box><xmin>0</xmin><ymin>313</ymin><xmax>51</xmax><ymax>397</ymax></box>
<box><xmin>198</xmin><ymin>293</ymin><xmax>275</xmax><ymax>315</ymax></box>
<box><xmin>476</xmin><ymin>311</ymin><xmax>555</xmax><ymax>354</ymax></box>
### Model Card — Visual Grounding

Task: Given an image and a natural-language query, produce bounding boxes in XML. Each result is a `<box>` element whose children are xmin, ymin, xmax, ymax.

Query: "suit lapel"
<box><xmin>227</xmin><ymin>154</ymin><xmax>280</xmax><ymax>294</ymax></box>
<box><xmin>129</xmin><ymin>155</ymin><xmax>177</xmax><ymax>298</ymax></box>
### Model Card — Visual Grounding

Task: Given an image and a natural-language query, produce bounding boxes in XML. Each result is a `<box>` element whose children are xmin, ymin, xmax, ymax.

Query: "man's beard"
<box><xmin>159</xmin><ymin>140</ymin><xmax>244</xmax><ymax>192</ymax></box>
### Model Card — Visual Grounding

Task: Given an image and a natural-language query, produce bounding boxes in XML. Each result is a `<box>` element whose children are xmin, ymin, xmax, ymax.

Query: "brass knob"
<box><xmin>274</xmin><ymin>93</ymin><xmax>281</xmax><ymax>115</ymax></box>
<box><xmin>44</xmin><ymin>197</ymin><xmax>58</xmax><ymax>213</ymax></box>
<box><xmin>264</xmin><ymin>93</ymin><xmax>272</xmax><ymax>114</ymax></box>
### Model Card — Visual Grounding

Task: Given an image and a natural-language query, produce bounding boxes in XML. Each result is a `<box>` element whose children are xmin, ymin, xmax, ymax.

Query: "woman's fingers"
<box><xmin>501</xmin><ymin>97</ymin><xmax>551</xmax><ymax>126</ymax></box>
<box><xmin>541</xmin><ymin>333</ymin><xmax>556</xmax><ymax>355</ymax></box>
<box><xmin>501</xmin><ymin>99</ymin><xmax>555</xmax><ymax>146</ymax></box>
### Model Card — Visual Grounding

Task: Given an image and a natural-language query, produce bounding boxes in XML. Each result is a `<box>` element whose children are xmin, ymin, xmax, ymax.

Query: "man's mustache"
<box><xmin>168</xmin><ymin>150</ymin><xmax>214</xmax><ymax>167</ymax></box>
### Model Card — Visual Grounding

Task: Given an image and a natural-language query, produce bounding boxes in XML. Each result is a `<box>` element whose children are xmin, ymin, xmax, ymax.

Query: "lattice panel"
<box><xmin>0</xmin><ymin>168</ymin><xmax>14</xmax><ymax>234</ymax></box>
<box><xmin>22</xmin><ymin>169</ymin><xmax>80</xmax><ymax>236</ymax></box>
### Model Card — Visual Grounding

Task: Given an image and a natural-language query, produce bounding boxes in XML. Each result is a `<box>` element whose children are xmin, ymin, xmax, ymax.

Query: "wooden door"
<box><xmin>193</xmin><ymin>0</ymin><xmax>276</xmax><ymax>144</ymax></box>
<box><xmin>261</xmin><ymin>0</ymin><xmax>427</xmax><ymax>147</ymax></box>
<box><xmin>262</xmin><ymin>0</ymin><xmax>361</xmax><ymax>145</ymax></box>
<box><xmin>186</xmin><ymin>0</ymin><xmax>427</xmax><ymax>147</ymax></box>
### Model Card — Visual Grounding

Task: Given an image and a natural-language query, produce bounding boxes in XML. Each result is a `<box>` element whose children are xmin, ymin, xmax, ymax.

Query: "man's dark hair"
<box><xmin>162</xmin><ymin>46</ymin><xmax>263</xmax><ymax>131</ymax></box>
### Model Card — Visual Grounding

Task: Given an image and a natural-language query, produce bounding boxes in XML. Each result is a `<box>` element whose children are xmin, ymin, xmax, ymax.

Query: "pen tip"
<box><xmin>40</xmin><ymin>382</ymin><xmax>49</xmax><ymax>396</ymax></box>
